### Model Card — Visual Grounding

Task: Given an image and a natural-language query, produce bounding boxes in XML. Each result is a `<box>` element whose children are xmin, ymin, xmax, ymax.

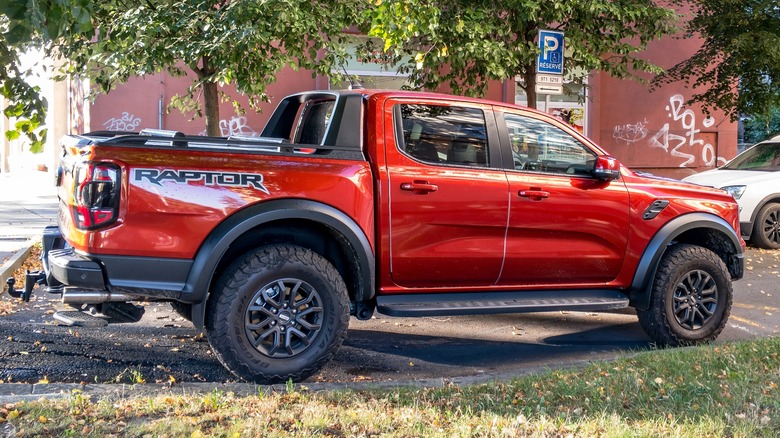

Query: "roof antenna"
<box><xmin>341</xmin><ymin>65</ymin><xmax>363</xmax><ymax>90</ymax></box>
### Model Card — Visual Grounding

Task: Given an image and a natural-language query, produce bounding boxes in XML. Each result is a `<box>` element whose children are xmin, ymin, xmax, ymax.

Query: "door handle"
<box><xmin>518</xmin><ymin>189</ymin><xmax>549</xmax><ymax>200</ymax></box>
<box><xmin>400</xmin><ymin>181</ymin><xmax>438</xmax><ymax>194</ymax></box>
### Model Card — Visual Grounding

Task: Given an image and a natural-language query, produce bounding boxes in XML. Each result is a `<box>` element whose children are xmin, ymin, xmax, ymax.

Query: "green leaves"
<box><xmin>656</xmin><ymin>0</ymin><xmax>780</xmax><ymax>121</ymax></box>
<box><xmin>56</xmin><ymin>0</ymin><xmax>360</xmax><ymax>135</ymax></box>
<box><xmin>363</xmin><ymin>0</ymin><xmax>677</xmax><ymax>103</ymax></box>
<box><xmin>2</xmin><ymin>0</ymin><xmax>93</xmax><ymax>152</ymax></box>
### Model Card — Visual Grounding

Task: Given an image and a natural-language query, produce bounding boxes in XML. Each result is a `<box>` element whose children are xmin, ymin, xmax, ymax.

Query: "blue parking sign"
<box><xmin>537</xmin><ymin>30</ymin><xmax>565</xmax><ymax>75</ymax></box>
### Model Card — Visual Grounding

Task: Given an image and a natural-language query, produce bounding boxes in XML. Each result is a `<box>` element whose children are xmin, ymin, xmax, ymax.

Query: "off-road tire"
<box><xmin>751</xmin><ymin>202</ymin><xmax>780</xmax><ymax>250</ymax></box>
<box><xmin>637</xmin><ymin>244</ymin><xmax>732</xmax><ymax>347</ymax></box>
<box><xmin>205</xmin><ymin>244</ymin><xmax>349</xmax><ymax>384</ymax></box>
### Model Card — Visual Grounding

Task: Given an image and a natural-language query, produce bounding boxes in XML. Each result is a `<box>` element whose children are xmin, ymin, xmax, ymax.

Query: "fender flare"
<box><xmin>183</xmin><ymin>199</ymin><xmax>375</xmax><ymax>329</ymax></box>
<box><xmin>629</xmin><ymin>212</ymin><xmax>743</xmax><ymax>310</ymax></box>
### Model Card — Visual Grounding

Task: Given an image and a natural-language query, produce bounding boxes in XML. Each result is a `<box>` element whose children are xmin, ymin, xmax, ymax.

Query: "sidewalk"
<box><xmin>0</xmin><ymin>169</ymin><xmax>58</xmax><ymax>282</ymax></box>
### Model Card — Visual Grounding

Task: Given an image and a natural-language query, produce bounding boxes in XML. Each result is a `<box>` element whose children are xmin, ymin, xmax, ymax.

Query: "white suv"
<box><xmin>683</xmin><ymin>135</ymin><xmax>780</xmax><ymax>249</ymax></box>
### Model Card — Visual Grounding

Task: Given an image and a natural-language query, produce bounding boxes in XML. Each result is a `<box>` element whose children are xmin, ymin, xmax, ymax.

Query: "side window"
<box><xmin>295</xmin><ymin>99</ymin><xmax>335</xmax><ymax>145</ymax></box>
<box><xmin>504</xmin><ymin>113</ymin><xmax>596</xmax><ymax>176</ymax></box>
<box><xmin>395</xmin><ymin>104</ymin><xmax>489</xmax><ymax>167</ymax></box>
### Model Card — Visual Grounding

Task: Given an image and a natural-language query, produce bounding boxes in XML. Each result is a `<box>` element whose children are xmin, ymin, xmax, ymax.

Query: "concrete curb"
<box><xmin>0</xmin><ymin>240</ymin><xmax>35</xmax><ymax>286</ymax></box>
<box><xmin>0</xmin><ymin>378</ymin><xmax>493</xmax><ymax>404</ymax></box>
<box><xmin>0</xmin><ymin>360</ymin><xmax>594</xmax><ymax>404</ymax></box>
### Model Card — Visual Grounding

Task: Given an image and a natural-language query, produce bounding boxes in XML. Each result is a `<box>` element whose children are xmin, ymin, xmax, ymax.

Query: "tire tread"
<box><xmin>206</xmin><ymin>244</ymin><xmax>349</xmax><ymax>383</ymax></box>
<box><xmin>637</xmin><ymin>244</ymin><xmax>732</xmax><ymax>347</ymax></box>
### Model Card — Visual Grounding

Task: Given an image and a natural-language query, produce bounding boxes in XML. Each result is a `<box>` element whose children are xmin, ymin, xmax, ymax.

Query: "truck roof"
<box><xmin>322</xmin><ymin>88</ymin><xmax>557</xmax><ymax>122</ymax></box>
<box><xmin>322</xmin><ymin>88</ymin><xmax>516</xmax><ymax>107</ymax></box>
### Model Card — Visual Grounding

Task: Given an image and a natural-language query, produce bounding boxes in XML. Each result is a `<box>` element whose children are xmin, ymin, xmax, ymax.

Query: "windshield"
<box><xmin>723</xmin><ymin>142</ymin><xmax>780</xmax><ymax>171</ymax></box>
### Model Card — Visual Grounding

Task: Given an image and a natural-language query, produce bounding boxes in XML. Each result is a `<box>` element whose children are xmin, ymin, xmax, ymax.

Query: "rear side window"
<box><xmin>395</xmin><ymin>104</ymin><xmax>488</xmax><ymax>167</ymax></box>
<box><xmin>261</xmin><ymin>93</ymin><xmax>337</xmax><ymax>145</ymax></box>
<box><xmin>295</xmin><ymin>99</ymin><xmax>336</xmax><ymax>145</ymax></box>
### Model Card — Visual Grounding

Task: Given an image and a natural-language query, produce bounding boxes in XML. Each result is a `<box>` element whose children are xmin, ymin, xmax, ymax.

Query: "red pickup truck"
<box><xmin>26</xmin><ymin>89</ymin><xmax>745</xmax><ymax>383</ymax></box>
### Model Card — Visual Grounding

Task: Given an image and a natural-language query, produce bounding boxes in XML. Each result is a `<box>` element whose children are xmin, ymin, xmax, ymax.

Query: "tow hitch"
<box><xmin>5</xmin><ymin>271</ymin><xmax>46</xmax><ymax>302</ymax></box>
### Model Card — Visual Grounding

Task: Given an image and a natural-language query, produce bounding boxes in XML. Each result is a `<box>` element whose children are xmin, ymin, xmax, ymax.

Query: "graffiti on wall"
<box><xmin>649</xmin><ymin>95</ymin><xmax>721</xmax><ymax>167</ymax></box>
<box><xmin>103</xmin><ymin>112</ymin><xmax>142</xmax><ymax>131</ymax></box>
<box><xmin>613</xmin><ymin>119</ymin><xmax>649</xmax><ymax>144</ymax></box>
<box><xmin>220</xmin><ymin>116</ymin><xmax>258</xmax><ymax>136</ymax></box>
<box><xmin>199</xmin><ymin>116</ymin><xmax>259</xmax><ymax>137</ymax></box>
<box><xmin>613</xmin><ymin>95</ymin><xmax>726</xmax><ymax>168</ymax></box>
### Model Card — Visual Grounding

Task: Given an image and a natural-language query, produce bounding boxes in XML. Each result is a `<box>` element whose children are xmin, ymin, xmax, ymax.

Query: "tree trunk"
<box><xmin>203</xmin><ymin>80</ymin><xmax>221</xmax><ymax>137</ymax></box>
<box><xmin>524</xmin><ymin>69</ymin><xmax>537</xmax><ymax>110</ymax></box>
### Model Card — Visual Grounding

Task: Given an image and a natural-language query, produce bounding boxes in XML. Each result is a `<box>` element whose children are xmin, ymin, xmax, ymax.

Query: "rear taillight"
<box><xmin>73</xmin><ymin>163</ymin><xmax>120</xmax><ymax>230</ymax></box>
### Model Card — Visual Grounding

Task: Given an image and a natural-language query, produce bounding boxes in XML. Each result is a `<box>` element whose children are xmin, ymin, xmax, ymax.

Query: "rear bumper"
<box><xmin>43</xmin><ymin>226</ymin><xmax>106</xmax><ymax>290</ymax></box>
<box><xmin>42</xmin><ymin>225</ymin><xmax>192</xmax><ymax>299</ymax></box>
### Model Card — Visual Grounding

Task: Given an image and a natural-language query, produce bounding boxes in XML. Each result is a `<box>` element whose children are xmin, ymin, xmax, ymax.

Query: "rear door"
<box><xmin>497</xmin><ymin>110</ymin><xmax>630</xmax><ymax>286</ymax></box>
<box><xmin>386</xmin><ymin>100</ymin><xmax>509</xmax><ymax>288</ymax></box>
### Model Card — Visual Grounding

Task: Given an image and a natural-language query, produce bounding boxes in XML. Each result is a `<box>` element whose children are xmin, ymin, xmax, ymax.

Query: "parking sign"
<box><xmin>536</xmin><ymin>30</ymin><xmax>564</xmax><ymax>75</ymax></box>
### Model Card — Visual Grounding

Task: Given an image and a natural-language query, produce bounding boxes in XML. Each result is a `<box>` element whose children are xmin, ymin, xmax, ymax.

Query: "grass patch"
<box><xmin>2</xmin><ymin>337</ymin><xmax>778</xmax><ymax>436</ymax></box>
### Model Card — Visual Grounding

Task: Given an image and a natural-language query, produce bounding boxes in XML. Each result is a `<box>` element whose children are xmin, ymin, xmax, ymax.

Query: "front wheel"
<box><xmin>751</xmin><ymin>203</ymin><xmax>780</xmax><ymax>249</ymax></box>
<box><xmin>206</xmin><ymin>245</ymin><xmax>349</xmax><ymax>383</ymax></box>
<box><xmin>637</xmin><ymin>244</ymin><xmax>732</xmax><ymax>346</ymax></box>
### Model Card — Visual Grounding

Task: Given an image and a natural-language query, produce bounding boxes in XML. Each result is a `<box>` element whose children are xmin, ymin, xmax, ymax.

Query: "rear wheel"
<box><xmin>751</xmin><ymin>203</ymin><xmax>780</xmax><ymax>249</ymax></box>
<box><xmin>637</xmin><ymin>244</ymin><xmax>732</xmax><ymax>346</ymax></box>
<box><xmin>206</xmin><ymin>244</ymin><xmax>349</xmax><ymax>384</ymax></box>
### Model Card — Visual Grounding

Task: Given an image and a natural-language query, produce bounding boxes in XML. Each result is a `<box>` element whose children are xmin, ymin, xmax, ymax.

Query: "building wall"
<box><xmin>88</xmin><ymin>67</ymin><xmax>321</xmax><ymax>136</ymax></box>
<box><xmin>590</xmin><ymin>35</ymin><xmax>738</xmax><ymax>179</ymax></box>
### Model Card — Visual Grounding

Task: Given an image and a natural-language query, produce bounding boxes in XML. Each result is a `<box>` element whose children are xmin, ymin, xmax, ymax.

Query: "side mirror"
<box><xmin>593</xmin><ymin>155</ymin><xmax>621</xmax><ymax>181</ymax></box>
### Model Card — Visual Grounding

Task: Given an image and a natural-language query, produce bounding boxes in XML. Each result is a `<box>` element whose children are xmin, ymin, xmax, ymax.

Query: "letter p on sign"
<box><xmin>543</xmin><ymin>36</ymin><xmax>559</xmax><ymax>59</ymax></box>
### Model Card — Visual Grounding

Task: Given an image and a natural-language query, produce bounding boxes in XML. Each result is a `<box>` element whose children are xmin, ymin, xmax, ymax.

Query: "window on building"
<box><xmin>330</xmin><ymin>74</ymin><xmax>409</xmax><ymax>90</ymax></box>
<box><xmin>330</xmin><ymin>38</ymin><xmax>411</xmax><ymax>90</ymax></box>
<box><xmin>516</xmin><ymin>79</ymin><xmax>587</xmax><ymax>135</ymax></box>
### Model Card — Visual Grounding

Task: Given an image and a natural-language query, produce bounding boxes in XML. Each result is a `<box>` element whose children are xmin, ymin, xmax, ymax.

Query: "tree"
<box><xmin>1</xmin><ymin>0</ymin><xmax>92</xmax><ymax>151</ymax></box>
<box><xmin>362</xmin><ymin>0</ymin><xmax>677</xmax><ymax>108</ymax></box>
<box><xmin>58</xmin><ymin>0</ymin><xmax>358</xmax><ymax>136</ymax></box>
<box><xmin>742</xmin><ymin>109</ymin><xmax>780</xmax><ymax>145</ymax></box>
<box><xmin>654</xmin><ymin>0</ymin><xmax>780</xmax><ymax>121</ymax></box>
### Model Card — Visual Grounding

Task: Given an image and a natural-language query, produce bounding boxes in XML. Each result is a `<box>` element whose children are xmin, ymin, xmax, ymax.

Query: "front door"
<box><xmin>497</xmin><ymin>111</ymin><xmax>631</xmax><ymax>286</ymax></box>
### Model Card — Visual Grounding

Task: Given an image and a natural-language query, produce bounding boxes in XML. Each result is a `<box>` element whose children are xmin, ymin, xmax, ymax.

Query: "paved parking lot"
<box><xmin>1</xmin><ymin>247</ymin><xmax>777</xmax><ymax>386</ymax></box>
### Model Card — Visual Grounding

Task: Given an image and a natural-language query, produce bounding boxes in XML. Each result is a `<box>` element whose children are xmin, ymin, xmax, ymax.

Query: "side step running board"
<box><xmin>376</xmin><ymin>290</ymin><xmax>629</xmax><ymax>317</ymax></box>
<box><xmin>53</xmin><ymin>302</ymin><xmax>145</xmax><ymax>327</ymax></box>
<box><xmin>54</xmin><ymin>311</ymin><xmax>109</xmax><ymax>328</ymax></box>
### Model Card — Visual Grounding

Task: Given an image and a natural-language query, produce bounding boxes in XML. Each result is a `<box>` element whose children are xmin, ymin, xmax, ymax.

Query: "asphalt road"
<box><xmin>1</xmin><ymin>247</ymin><xmax>778</xmax><ymax>385</ymax></box>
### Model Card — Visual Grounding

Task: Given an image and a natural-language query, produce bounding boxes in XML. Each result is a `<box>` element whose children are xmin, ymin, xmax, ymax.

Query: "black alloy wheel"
<box><xmin>637</xmin><ymin>244</ymin><xmax>732</xmax><ymax>346</ymax></box>
<box><xmin>245</xmin><ymin>278</ymin><xmax>324</xmax><ymax>358</ymax></box>
<box><xmin>206</xmin><ymin>244</ymin><xmax>349</xmax><ymax>384</ymax></box>
<box><xmin>671</xmin><ymin>269</ymin><xmax>718</xmax><ymax>331</ymax></box>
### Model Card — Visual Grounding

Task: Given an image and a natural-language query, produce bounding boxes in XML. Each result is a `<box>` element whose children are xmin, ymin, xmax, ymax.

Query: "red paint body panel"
<box><xmin>502</xmin><ymin>172</ymin><xmax>630</xmax><ymax>286</ymax></box>
<box><xmin>59</xmin><ymin>146</ymin><xmax>375</xmax><ymax>259</ymax></box>
<box><xmin>615</xmin><ymin>168</ymin><xmax>743</xmax><ymax>286</ymax></box>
